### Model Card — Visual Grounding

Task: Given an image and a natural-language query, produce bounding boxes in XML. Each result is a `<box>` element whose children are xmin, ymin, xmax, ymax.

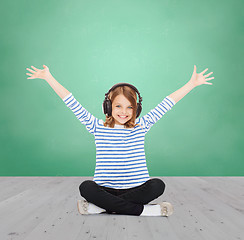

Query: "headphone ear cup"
<box><xmin>136</xmin><ymin>103</ymin><xmax>142</xmax><ymax>118</ymax></box>
<box><xmin>103</xmin><ymin>99</ymin><xmax>112</xmax><ymax>117</ymax></box>
<box><xmin>107</xmin><ymin>100</ymin><xmax>112</xmax><ymax>116</ymax></box>
<box><xmin>102</xmin><ymin>100</ymin><xmax>107</xmax><ymax>115</ymax></box>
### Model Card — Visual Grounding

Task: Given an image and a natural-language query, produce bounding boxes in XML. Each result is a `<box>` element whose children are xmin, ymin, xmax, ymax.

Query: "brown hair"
<box><xmin>103</xmin><ymin>85</ymin><xmax>141</xmax><ymax>128</ymax></box>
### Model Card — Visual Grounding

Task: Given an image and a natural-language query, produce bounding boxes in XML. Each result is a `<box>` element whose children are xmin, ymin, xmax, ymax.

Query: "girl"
<box><xmin>26</xmin><ymin>65</ymin><xmax>214</xmax><ymax>217</ymax></box>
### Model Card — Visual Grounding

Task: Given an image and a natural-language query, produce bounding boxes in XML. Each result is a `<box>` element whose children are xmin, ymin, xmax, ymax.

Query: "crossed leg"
<box><xmin>79</xmin><ymin>178</ymin><xmax>165</xmax><ymax>216</ymax></box>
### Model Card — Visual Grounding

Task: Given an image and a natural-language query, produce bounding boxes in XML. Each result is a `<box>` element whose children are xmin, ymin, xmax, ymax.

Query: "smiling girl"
<box><xmin>26</xmin><ymin>64</ymin><xmax>214</xmax><ymax>216</ymax></box>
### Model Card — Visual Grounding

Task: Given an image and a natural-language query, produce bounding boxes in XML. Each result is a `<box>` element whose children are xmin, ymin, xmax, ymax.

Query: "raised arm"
<box><xmin>26</xmin><ymin>65</ymin><xmax>70</xmax><ymax>100</ymax></box>
<box><xmin>169</xmin><ymin>65</ymin><xmax>214</xmax><ymax>104</ymax></box>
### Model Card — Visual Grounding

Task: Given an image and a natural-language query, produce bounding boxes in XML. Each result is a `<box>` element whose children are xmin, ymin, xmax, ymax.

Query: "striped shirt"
<box><xmin>63</xmin><ymin>93</ymin><xmax>175</xmax><ymax>189</ymax></box>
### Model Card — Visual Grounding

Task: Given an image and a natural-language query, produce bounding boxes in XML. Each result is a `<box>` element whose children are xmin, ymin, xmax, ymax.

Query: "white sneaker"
<box><xmin>159</xmin><ymin>202</ymin><xmax>174</xmax><ymax>216</ymax></box>
<box><xmin>77</xmin><ymin>200</ymin><xmax>89</xmax><ymax>215</ymax></box>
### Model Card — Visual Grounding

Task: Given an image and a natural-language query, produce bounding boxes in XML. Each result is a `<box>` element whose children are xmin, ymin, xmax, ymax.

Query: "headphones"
<box><xmin>103</xmin><ymin>83</ymin><xmax>142</xmax><ymax>118</ymax></box>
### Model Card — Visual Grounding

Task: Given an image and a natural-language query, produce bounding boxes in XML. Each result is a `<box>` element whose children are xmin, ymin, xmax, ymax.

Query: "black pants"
<box><xmin>79</xmin><ymin>178</ymin><xmax>166</xmax><ymax>216</ymax></box>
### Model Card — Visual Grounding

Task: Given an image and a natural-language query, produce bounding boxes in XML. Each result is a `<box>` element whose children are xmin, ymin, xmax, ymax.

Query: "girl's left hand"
<box><xmin>189</xmin><ymin>65</ymin><xmax>214</xmax><ymax>87</ymax></box>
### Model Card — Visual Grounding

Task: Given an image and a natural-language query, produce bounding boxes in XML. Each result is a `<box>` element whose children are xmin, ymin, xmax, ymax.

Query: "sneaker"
<box><xmin>77</xmin><ymin>200</ymin><xmax>89</xmax><ymax>215</ymax></box>
<box><xmin>159</xmin><ymin>202</ymin><xmax>174</xmax><ymax>217</ymax></box>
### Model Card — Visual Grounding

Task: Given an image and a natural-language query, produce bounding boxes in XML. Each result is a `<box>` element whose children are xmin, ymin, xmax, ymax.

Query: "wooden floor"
<box><xmin>0</xmin><ymin>177</ymin><xmax>243</xmax><ymax>240</ymax></box>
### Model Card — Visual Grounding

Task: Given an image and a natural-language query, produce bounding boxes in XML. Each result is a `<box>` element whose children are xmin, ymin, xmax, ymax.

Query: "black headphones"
<box><xmin>103</xmin><ymin>83</ymin><xmax>142</xmax><ymax>118</ymax></box>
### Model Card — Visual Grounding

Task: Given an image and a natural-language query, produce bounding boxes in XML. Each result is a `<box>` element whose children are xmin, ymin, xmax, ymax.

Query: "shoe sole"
<box><xmin>77</xmin><ymin>200</ymin><xmax>89</xmax><ymax>215</ymax></box>
<box><xmin>159</xmin><ymin>202</ymin><xmax>174</xmax><ymax>217</ymax></box>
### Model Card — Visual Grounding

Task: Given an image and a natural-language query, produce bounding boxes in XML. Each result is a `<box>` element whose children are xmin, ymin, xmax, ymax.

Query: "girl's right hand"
<box><xmin>26</xmin><ymin>65</ymin><xmax>51</xmax><ymax>81</ymax></box>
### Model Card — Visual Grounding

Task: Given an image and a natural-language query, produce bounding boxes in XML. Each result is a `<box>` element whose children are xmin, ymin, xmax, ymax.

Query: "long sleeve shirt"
<box><xmin>63</xmin><ymin>93</ymin><xmax>175</xmax><ymax>189</ymax></box>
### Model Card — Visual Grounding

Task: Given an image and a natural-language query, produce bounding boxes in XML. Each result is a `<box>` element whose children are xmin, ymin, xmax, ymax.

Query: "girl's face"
<box><xmin>112</xmin><ymin>94</ymin><xmax>133</xmax><ymax>125</ymax></box>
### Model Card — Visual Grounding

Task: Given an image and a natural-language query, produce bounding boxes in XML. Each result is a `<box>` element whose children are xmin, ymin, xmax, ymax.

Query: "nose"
<box><xmin>120</xmin><ymin>109</ymin><xmax>127</xmax><ymax>115</ymax></box>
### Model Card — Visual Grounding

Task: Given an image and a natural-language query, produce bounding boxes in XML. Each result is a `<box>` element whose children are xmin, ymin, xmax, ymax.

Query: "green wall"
<box><xmin>1</xmin><ymin>0</ymin><xmax>243</xmax><ymax>176</ymax></box>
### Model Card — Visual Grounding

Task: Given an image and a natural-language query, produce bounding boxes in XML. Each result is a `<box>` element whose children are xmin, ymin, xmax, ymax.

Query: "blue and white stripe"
<box><xmin>63</xmin><ymin>92</ymin><xmax>175</xmax><ymax>189</ymax></box>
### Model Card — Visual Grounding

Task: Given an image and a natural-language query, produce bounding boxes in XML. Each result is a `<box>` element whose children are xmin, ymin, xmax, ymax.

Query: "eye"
<box><xmin>116</xmin><ymin>105</ymin><xmax>132</xmax><ymax>108</ymax></box>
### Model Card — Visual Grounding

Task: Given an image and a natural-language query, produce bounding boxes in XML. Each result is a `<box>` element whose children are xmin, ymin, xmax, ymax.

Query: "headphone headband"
<box><xmin>104</xmin><ymin>83</ymin><xmax>142</xmax><ymax>103</ymax></box>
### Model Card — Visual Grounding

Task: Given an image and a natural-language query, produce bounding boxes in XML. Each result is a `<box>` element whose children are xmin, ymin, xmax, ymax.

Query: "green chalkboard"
<box><xmin>0</xmin><ymin>0</ymin><xmax>243</xmax><ymax>176</ymax></box>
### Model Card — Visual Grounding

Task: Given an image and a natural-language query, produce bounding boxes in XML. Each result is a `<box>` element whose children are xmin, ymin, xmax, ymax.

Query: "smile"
<box><xmin>118</xmin><ymin>115</ymin><xmax>128</xmax><ymax>119</ymax></box>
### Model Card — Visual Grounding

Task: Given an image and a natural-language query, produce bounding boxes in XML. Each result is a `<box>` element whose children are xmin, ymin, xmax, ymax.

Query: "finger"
<box><xmin>200</xmin><ymin>68</ymin><xmax>209</xmax><ymax>75</ymax></box>
<box><xmin>204</xmin><ymin>82</ymin><xmax>213</xmax><ymax>85</ymax></box>
<box><xmin>204</xmin><ymin>72</ymin><xmax>213</xmax><ymax>77</ymax></box>
<box><xmin>27</xmin><ymin>74</ymin><xmax>33</xmax><ymax>79</ymax></box>
<box><xmin>31</xmin><ymin>66</ymin><xmax>39</xmax><ymax>71</ymax></box>
<box><xmin>26</xmin><ymin>67</ymin><xmax>35</xmax><ymax>73</ymax></box>
<box><xmin>205</xmin><ymin>77</ymin><xmax>214</xmax><ymax>81</ymax></box>
<box><xmin>26</xmin><ymin>73</ymin><xmax>32</xmax><ymax>76</ymax></box>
